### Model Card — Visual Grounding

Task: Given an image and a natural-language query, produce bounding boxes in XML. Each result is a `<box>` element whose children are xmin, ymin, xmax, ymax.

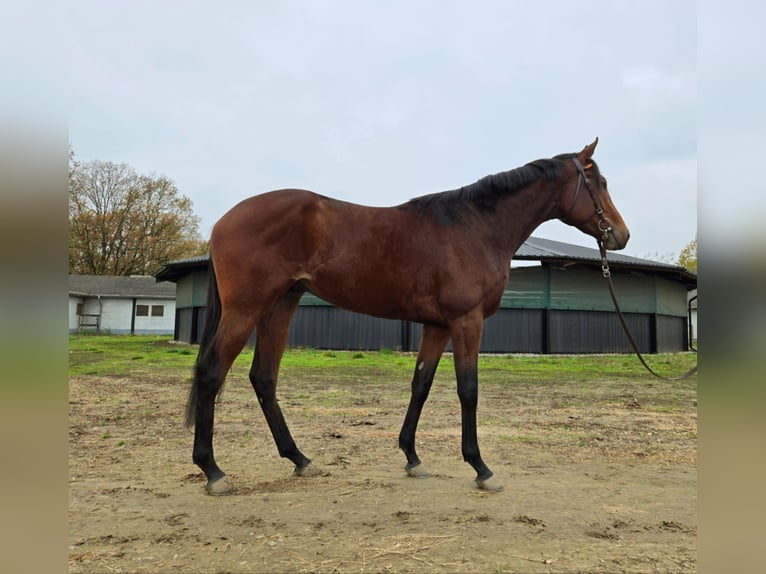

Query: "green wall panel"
<box><xmin>175</xmin><ymin>275</ymin><xmax>194</xmax><ymax>308</ymax></box>
<box><xmin>548</xmin><ymin>267</ymin><xmax>655</xmax><ymax>313</ymax></box>
<box><xmin>501</xmin><ymin>266</ymin><xmax>548</xmax><ymax>308</ymax></box>
<box><xmin>500</xmin><ymin>265</ymin><xmax>687</xmax><ymax>317</ymax></box>
<box><xmin>655</xmin><ymin>279</ymin><xmax>688</xmax><ymax>316</ymax></box>
<box><xmin>175</xmin><ymin>270</ymin><xmax>213</xmax><ymax>308</ymax></box>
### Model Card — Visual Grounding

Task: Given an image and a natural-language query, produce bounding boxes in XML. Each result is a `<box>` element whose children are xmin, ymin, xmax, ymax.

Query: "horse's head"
<box><xmin>559</xmin><ymin>138</ymin><xmax>630</xmax><ymax>251</ymax></box>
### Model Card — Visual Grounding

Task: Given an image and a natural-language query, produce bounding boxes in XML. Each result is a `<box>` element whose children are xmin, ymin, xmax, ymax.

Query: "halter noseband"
<box><xmin>569</xmin><ymin>158</ymin><xmax>613</xmax><ymax>241</ymax></box>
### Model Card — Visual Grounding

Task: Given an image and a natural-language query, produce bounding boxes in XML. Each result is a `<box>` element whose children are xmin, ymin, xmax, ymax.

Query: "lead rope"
<box><xmin>598</xmin><ymin>241</ymin><xmax>698</xmax><ymax>381</ymax></box>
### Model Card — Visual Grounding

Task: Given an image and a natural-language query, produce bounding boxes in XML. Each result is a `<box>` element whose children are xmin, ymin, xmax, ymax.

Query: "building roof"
<box><xmin>514</xmin><ymin>237</ymin><xmax>697</xmax><ymax>286</ymax></box>
<box><xmin>516</xmin><ymin>236</ymin><xmax>650</xmax><ymax>264</ymax></box>
<box><xmin>155</xmin><ymin>235</ymin><xmax>697</xmax><ymax>287</ymax></box>
<box><xmin>152</xmin><ymin>255</ymin><xmax>209</xmax><ymax>283</ymax></box>
<box><xmin>69</xmin><ymin>275</ymin><xmax>176</xmax><ymax>299</ymax></box>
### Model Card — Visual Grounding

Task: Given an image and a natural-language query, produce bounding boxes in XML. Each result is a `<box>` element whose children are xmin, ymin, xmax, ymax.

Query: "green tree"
<box><xmin>677</xmin><ymin>235</ymin><xmax>697</xmax><ymax>273</ymax></box>
<box><xmin>69</xmin><ymin>152</ymin><xmax>206</xmax><ymax>275</ymax></box>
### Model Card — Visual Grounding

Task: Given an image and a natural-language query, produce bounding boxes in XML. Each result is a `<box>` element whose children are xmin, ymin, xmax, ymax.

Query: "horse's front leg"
<box><xmin>451</xmin><ymin>313</ymin><xmax>503</xmax><ymax>491</ymax></box>
<box><xmin>398</xmin><ymin>324</ymin><xmax>450</xmax><ymax>477</ymax></box>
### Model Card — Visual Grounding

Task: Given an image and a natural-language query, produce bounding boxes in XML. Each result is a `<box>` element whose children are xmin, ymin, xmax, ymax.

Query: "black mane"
<box><xmin>403</xmin><ymin>156</ymin><xmax>573</xmax><ymax>223</ymax></box>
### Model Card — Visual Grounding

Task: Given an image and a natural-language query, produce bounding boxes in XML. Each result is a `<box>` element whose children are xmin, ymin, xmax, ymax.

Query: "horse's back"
<box><xmin>208</xmin><ymin>188</ymin><xmax>507</xmax><ymax>323</ymax></box>
<box><xmin>214</xmin><ymin>188</ymin><xmax>321</xmax><ymax>229</ymax></box>
<box><xmin>212</xmin><ymin>188</ymin><xmax>397</xmax><ymax>254</ymax></box>
<box><xmin>209</xmin><ymin>189</ymin><xmax>421</xmax><ymax>313</ymax></box>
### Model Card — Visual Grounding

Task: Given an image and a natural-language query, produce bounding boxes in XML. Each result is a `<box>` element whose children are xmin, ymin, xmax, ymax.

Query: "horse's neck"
<box><xmin>485</xmin><ymin>180</ymin><xmax>562</xmax><ymax>256</ymax></box>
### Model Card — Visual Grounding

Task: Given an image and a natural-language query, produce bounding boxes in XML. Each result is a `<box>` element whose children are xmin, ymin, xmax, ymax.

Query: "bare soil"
<box><xmin>69</xmin><ymin>360</ymin><xmax>696</xmax><ymax>573</ymax></box>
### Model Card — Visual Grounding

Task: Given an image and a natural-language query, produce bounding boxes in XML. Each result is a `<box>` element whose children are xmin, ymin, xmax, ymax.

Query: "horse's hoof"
<box><xmin>294</xmin><ymin>462</ymin><xmax>322</xmax><ymax>477</ymax></box>
<box><xmin>476</xmin><ymin>475</ymin><xmax>503</xmax><ymax>492</ymax></box>
<box><xmin>205</xmin><ymin>475</ymin><xmax>236</xmax><ymax>496</ymax></box>
<box><xmin>405</xmin><ymin>462</ymin><xmax>430</xmax><ymax>478</ymax></box>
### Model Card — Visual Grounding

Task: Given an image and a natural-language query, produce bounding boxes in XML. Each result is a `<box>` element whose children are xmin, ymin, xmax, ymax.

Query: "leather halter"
<box><xmin>568</xmin><ymin>158</ymin><xmax>613</xmax><ymax>242</ymax></box>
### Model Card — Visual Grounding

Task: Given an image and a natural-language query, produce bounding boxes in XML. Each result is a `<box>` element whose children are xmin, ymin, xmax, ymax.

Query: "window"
<box><xmin>151</xmin><ymin>305</ymin><xmax>164</xmax><ymax>317</ymax></box>
<box><xmin>76</xmin><ymin>303</ymin><xmax>84</xmax><ymax>316</ymax></box>
<box><xmin>136</xmin><ymin>305</ymin><xmax>149</xmax><ymax>317</ymax></box>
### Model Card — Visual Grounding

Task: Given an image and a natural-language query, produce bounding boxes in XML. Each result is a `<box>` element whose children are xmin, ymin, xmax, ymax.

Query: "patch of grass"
<box><xmin>166</xmin><ymin>348</ymin><xmax>194</xmax><ymax>356</ymax></box>
<box><xmin>69</xmin><ymin>334</ymin><xmax>697</xmax><ymax>395</ymax></box>
<box><xmin>69</xmin><ymin>334</ymin><xmax>199</xmax><ymax>377</ymax></box>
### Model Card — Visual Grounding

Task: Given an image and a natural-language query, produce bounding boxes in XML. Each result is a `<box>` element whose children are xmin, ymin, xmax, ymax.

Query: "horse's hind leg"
<box><xmin>398</xmin><ymin>324</ymin><xmax>450</xmax><ymax>478</ymax></box>
<box><xmin>250</xmin><ymin>290</ymin><xmax>319</xmax><ymax>477</ymax></box>
<box><xmin>193</xmin><ymin>311</ymin><xmax>258</xmax><ymax>495</ymax></box>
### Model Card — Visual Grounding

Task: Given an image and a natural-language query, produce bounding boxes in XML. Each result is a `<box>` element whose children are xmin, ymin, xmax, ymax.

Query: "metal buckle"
<box><xmin>598</xmin><ymin>218</ymin><xmax>612</xmax><ymax>240</ymax></box>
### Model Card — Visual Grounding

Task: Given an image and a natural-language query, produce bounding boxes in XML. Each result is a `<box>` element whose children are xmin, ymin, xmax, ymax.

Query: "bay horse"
<box><xmin>186</xmin><ymin>138</ymin><xmax>629</xmax><ymax>495</ymax></box>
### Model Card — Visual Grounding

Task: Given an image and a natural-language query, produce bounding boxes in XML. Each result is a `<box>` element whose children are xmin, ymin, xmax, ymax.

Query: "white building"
<box><xmin>69</xmin><ymin>275</ymin><xmax>176</xmax><ymax>335</ymax></box>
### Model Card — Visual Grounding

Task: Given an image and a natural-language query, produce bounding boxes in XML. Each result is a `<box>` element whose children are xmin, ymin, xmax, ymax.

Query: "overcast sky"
<box><xmin>69</xmin><ymin>0</ymin><xmax>697</xmax><ymax>261</ymax></box>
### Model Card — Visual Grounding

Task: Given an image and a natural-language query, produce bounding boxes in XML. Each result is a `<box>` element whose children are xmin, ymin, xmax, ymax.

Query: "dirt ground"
<box><xmin>69</xmin><ymin>358</ymin><xmax>697</xmax><ymax>573</ymax></box>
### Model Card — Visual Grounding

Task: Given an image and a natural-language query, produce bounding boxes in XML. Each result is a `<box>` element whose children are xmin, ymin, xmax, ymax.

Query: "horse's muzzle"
<box><xmin>605</xmin><ymin>227</ymin><xmax>630</xmax><ymax>251</ymax></box>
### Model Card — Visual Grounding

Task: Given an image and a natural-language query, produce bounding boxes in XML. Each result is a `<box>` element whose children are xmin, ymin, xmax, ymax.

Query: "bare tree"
<box><xmin>69</xmin><ymin>153</ymin><xmax>205</xmax><ymax>275</ymax></box>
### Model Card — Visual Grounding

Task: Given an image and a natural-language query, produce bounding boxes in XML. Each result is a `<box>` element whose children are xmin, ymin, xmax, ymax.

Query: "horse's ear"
<box><xmin>577</xmin><ymin>137</ymin><xmax>599</xmax><ymax>161</ymax></box>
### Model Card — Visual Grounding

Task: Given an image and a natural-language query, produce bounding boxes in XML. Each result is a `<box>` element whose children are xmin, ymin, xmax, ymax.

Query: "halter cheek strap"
<box><xmin>570</xmin><ymin>158</ymin><xmax>613</xmax><ymax>241</ymax></box>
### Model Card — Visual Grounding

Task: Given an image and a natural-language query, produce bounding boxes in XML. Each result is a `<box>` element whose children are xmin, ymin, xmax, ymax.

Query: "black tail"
<box><xmin>185</xmin><ymin>260</ymin><xmax>222</xmax><ymax>428</ymax></box>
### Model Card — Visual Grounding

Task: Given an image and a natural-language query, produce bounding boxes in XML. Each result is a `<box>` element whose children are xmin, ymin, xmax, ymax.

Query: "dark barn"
<box><xmin>155</xmin><ymin>237</ymin><xmax>696</xmax><ymax>354</ymax></box>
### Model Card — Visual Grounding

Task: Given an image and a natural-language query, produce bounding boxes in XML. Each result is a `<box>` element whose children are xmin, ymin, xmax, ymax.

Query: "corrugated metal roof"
<box><xmin>152</xmin><ymin>255</ymin><xmax>210</xmax><ymax>283</ymax></box>
<box><xmin>69</xmin><ymin>275</ymin><xmax>176</xmax><ymax>299</ymax></box>
<box><xmin>516</xmin><ymin>236</ymin><xmax>681</xmax><ymax>268</ymax></box>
